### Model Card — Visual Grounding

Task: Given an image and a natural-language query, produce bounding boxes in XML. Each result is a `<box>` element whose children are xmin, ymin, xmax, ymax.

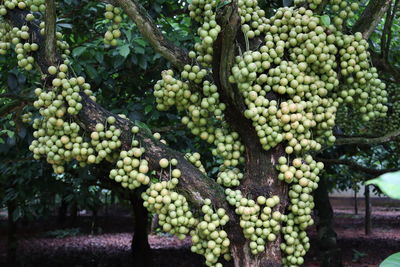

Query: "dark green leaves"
<box><xmin>72</xmin><ymin>46</ymin><xmax>87</xmax><ymax>57</ymax></box>
<box><xmin>118</xmin><ymin>44</ymin><xmax>131</xmax><ymax>58</ymax></box>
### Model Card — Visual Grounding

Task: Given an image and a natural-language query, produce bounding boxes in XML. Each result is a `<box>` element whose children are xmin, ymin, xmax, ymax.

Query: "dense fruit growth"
<box><xmin>154</xmin><ymin>0</ymin><xmax>387</xmax><ymax>265</ymax></box>
<box><xmin>103</xmin><ymin>4</ymin><xmax>123</xmax><ymax>46</ymax></box>
<box><xmin>0</xmin><ymin>0</ymin><xmax>389</xmax><ymax>266</ymax></box>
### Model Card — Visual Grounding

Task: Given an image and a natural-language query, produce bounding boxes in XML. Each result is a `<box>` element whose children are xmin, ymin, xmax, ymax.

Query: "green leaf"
<box><xmin>72</xmin><ymin>47</ymin><xmax>87</xmax><ymax>58</ymax></box>
<box><xmin>138</xmin><ymin>55</ymin><xmax>148</xmax><ymax>69</ymax></box>
<box><xmin>124</xmin><ymin>29</ymin><xmax>133</xmax><ymax>42</ymax></box>
<box><xmin>366</xmin><ymin>171</ymin><xmax>400</xmax><ymax>199</ymax></box>
<box><xmin>85</xmin><ymin>65</ymin><xmax>98</xmax><ymax>80</ymax></box>
<box><xmin>134</xmin><ymin>46</ymin><xmax>145</xmax><ymax>54</ymax></box>
<box><xmin>134</xmin><ymin>120</ymin><xmax>150</xmax><ymax>131</ymax></box>
<box><xmin>5</xmin><ymin>130</ymin><xmax>14</xmax><ymax>138</ymax></box>
<box><xmin>320</xmin><ymin>15</ymin><xmax>331</xmax><ymax>27</ymax></box>
<box><xmin>118</xmin><ymin>44</ymin><xmax>131</xmax><ymax>58</ymax></box>
<box><xmin>58</xmin><ymin>23</ymin><xmax>73</xmax><ymax>29</ymax></box>
<box><xmin>217</xmin><ymin>0</ymin><xmax>230</xmax><ymax>9</ymax></box>
<box><xmin>95</xmin><ymin>53</ymin><xmax>104</xmax><ymax>64</ymax></box>
<box><xmin>144</xmin><ymin>105</ymin><xmax>152</xmax><ymax>114</ymax></box>
<box><xmin>380</xmin><ymin>252</ymin><xmax>400</xmax><ymax>267</ymax></box>
<box><xmin>133</xmin><ymin>39</ymin><xmax>147</xmax><ymax>47</ymax></box>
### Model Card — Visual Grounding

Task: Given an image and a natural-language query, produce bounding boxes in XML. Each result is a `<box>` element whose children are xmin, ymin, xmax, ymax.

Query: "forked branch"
<box><xmin>352</xmin><ymin>0</ymin><xmax>392</xmax><ymax>39</ymax></box>
<box><xmin>112</xmin><ymin>0</ymin><xmax>191</xmax><ymax>69</ymax></box>
<box><xmin>335</xmin><ymin>129</ymin><xmax>400</xmax><ymax>146</ymax></box>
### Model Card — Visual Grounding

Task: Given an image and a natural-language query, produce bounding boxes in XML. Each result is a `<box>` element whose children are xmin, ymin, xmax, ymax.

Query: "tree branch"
<box><xmin>214</xmin><ymin>1</ymin><xmax>247</xmax><ymax>115</ymax></box>
<box><xmin>0</xmin><ymin>93</ymin><xmax>34</xmax><ymax>102</ymax></box>
<box><xmin>152</xmin><ymin>124</ymin><xmax>186</xmax><ymax>133</ymax></box>
<box><xmin>352</xmin><ymin>0</ymin><xmax>392</xmax><ymax>39</ymax></box>
<box><xmin>381</xmin><ymin>0</ymin><xmax>399</xmax><ymax>60</ymax></box>
<box><xmin>76</xmin><ymin>93</ymin><xmax>231</xmax><ymax>211</ymax></box>
<box><xmin>335</xmin><ymin>129</ymin><xmax>400</xmax><ymax>146</ymax></box>
<box><xmin>370</xmin><ymin>50</ymin><xmax>400</xmax><ymax>83</ymax></box>
<box><xmin>381</xmin><ymin>3</ymin><xmax>392</xmax><ymax>58</ymax></box>
<box><xmin>5</xmin><ymin>7</ymin><xmax>237</xmax><ymax>223</ymax></box>
<box><xmin>111</xmin><ymin>0</ymin><xmax>190</xmax><ymax>70</ymax></box>
<box><xmin>0</xmin><ymin>100</ymin><xmax>25</xmax><ymax>117</ymax></box>
<box><xmin>44</xmin><ymin>0</ymin><xmax>58</xmax><ymax>66</ymax></box>
<box><xmin>317</xmin><ymin>157</ymin><xmax>399</xmax><ymax>176</ymax></box>
<box><xmin>5</xmin><ymin>9</ymin><xmax>54</xmax><ymax>71</ymax></box>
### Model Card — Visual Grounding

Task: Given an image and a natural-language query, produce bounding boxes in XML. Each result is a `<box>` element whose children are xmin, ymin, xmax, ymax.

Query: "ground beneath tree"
<box><xmin>0</xmin><ymin>207</ymin><xmax>399</xmax><ymax>267</ymax></box>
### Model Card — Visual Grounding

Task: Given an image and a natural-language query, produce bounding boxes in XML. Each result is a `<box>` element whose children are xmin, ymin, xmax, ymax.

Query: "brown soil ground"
<box><xmin>0</xmin><ymin>204</ymin><xmax>399</xmax><ymax>267</ymax></box>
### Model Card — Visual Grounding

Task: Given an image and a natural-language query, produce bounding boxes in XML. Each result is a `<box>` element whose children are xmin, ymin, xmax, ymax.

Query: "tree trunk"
<box><xmin>314</xmin><ymin>176</ymin><xmax>342</xmax><ymax>267</ymax></box>
<box><xmin>354</xmin><ymin>188</ymin><xmax>358</xmax><ymax>215</ymax></box>
<box><xmin>364</xmin><ymin>185</ymin><xmax>372</xmax><ymax>235</ymax></box>
<box><xmin>6</xmin><ymin>201</ymin><xmax>17</xmax><ymax>267</ymax></box>
<box><xmin>57</xmin><ymin>196</ymin><xmax>68</xmax><ymax>226</ymax></box>
<box><xmin>150</xmin><ymin>214</ymin><xmax>158</xmax><ymax>234</ymax></box>
<box><xmin>70</xmin><ymin>201</ymin><xmax>78</xmax><ymax>224</ymax></box>
<box><xmin>130</xmin><ymin>195</ymin><xmax>153</xmax><ymax>267</ymax></box>
<box><xmin>230</xmin><ymin>241</ymin><xmax>282</xmax><ymax>267</ymax></box>
<box><xmin>91</xmin><ymin>207</ymin><xmax>98</xmax><ymax>235</ymax></box>
<box><xmin>210</xmin><ymin>8</ymin><xmax>289</xmax><ymax>264</ymax></box>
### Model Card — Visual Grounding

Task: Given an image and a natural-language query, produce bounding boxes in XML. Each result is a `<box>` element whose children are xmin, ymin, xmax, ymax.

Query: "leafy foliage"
<box><xmin>366</xmin><ymin>171</ymin><xmax>400</xmax><ymax>200</ymax></box>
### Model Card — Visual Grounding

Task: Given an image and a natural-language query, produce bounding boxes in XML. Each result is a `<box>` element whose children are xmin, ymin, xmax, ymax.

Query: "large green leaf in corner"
<box><xmin>380</xmin><ymin>252</ymin><xmax>400</xmax><ymax>267</ymax></box>
<box><xmin>366</xmin><ymin>171</ymin><xmax>400</xmax><ymax>200</ymax></box>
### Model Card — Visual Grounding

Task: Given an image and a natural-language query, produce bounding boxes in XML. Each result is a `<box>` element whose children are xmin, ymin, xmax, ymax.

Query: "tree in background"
<box><xmin>1</xmin><ymin>0</ymin><xmax>399</xmax><ymax>266</ymax></box>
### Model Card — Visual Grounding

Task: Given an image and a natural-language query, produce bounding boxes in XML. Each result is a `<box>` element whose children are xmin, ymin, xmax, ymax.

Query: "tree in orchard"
<box><xmin>0</xmin><ymin>0</ymin><xmax>393</xmax><ymax>266</ymax></box>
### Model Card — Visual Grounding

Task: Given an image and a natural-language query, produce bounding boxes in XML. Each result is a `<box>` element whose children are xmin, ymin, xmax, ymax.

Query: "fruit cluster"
<box><xmin>109</xmin><ymin>140</ymin><xmax>150</xmax><ymax>190</ymax></box>
<box><xmin>142</xmin><ymin>159</ymin><xmax>197</xmax><ymax>240</ymax></box>
<box><xmin>277</xmin><ymin>155</ymin><xmax>323</xmax><ymax>266</ymax></box>
<box><xmin>226</xmin><ymin>189</ymin><xmax>284</xmax><ymax>255</ymax></box>
<box><xmin>29</xmin><ymin>64</ymin><xmax>97</xmax><ymax>173</ymax></box>
<box><xmin>103</xmin><ymin>4</ymin><xmax>123</xmax><ymax>46</ymax></box>
<box><xmin>191</xmin><ymin>199</ymin><xmax>231</xmax><ymax>267</ymax></box>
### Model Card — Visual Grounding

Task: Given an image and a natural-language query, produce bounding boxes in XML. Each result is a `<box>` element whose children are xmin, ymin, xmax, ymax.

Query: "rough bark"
<box><xmin>44</xmin><ymin>0</ymin><xmax>59</xmax><ymax>66</ymax></box>
<box><xmin>352</xmin><ymin>0</ymin><xmax>393</xmax><ymax>39</ymax></box>
<box><xmin>150</xmin><ymin>214</ymin><xmax>159</xmax><ymax>234</ymax></box>
<box><xmin>5</xmin><ymin>8</ymin><xmax>60</xmax><ymax>71</ymax></box>
<box><xmin>130</xmin><ymin>195</ymin><xmax>153</xmax><ymax>267</ymax></box>
<box><xmin>112</xmin><ymin>0</ymin><xmax>190</xmax><ymax>70</ymax></box>
<box><xmin>364</xmin><ymin>185</ymin><xmax>372</xmax><ymax>235</ymax></box>
<box><xmin>212</xmin><ymin>3</ymin><xmax>288</xmax><ymax>265</ymax></box>
<box><xmin>314</xmin><ymin>176</ymin><xmax>342</xmax><ymax>267</ymax></box>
